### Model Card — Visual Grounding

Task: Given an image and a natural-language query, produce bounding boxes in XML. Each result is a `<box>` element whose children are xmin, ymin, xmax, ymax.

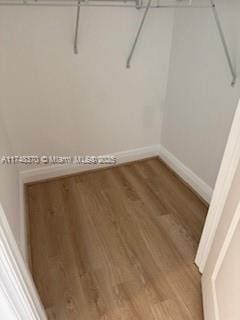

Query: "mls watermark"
<box><xmin>0</xmin><ymin>155</ymin><xmax>117</xmax><ymax>165</ymax></box>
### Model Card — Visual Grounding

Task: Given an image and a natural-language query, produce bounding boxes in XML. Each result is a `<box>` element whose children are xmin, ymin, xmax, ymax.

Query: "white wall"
<box><xmin>0</xmin><ymin>6</ymin><xmax>174</xmax><ymax>159</ymax></box>
<box><xmin>161</xmin><ymin>0</ymin><xmax>240</xmax><ymax>189</ymax></box>
<box><xmin>0</xmin><ymin>113</ymin><xmax>20</xmax><ymax>249</ymax></box>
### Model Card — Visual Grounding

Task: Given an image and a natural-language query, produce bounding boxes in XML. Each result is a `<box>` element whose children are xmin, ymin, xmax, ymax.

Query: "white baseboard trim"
<box><xmin>19</xmin><ymin>145</ymin><xmax>160</xmax><ymax>184</ymax></box>
<box><xmin>158</xmin><ymin>145</ymin><xmax>213</xmax><ymax>204</ymax></box>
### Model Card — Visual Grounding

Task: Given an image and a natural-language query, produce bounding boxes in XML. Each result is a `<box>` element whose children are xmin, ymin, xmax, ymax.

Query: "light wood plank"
<box><xmin>27</xmin><ymin>157</ymin><xmax>207</xmax><ymax>320</ymax></box>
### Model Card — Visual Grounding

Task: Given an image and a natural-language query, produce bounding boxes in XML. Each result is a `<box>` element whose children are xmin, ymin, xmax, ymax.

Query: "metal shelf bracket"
<box><xmin>74</xmin><ymin>0</ymin><xmax>81</xmax><ymax>54</ymax></box>
<box><xmin>210</xmin><ymin>0</ymin><xmax>237</xmax><ymax>86</ymax></box>
<box><xmin>126</xmin><ymin>0</ymin><xmax>152</xmax><ymax>68</ymax></box>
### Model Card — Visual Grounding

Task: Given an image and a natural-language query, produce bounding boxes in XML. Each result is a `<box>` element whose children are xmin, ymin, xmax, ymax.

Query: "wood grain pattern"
<box><xmin>27</xmin><ymin>157</ymin><xmax>208</xmax><ymax>320</ymax></box>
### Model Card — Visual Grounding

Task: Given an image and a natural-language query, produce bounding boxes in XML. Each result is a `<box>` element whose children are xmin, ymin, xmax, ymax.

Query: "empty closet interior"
<box><xmin>0</xmin><ymin>0</ymin><xmax>239</xmax><ymax>319</ymax></box>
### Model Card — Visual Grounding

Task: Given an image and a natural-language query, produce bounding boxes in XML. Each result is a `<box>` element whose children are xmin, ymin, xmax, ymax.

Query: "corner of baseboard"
<box><xmin>158</xmin><ymin>145</ymin><xmax>213</xmax><ymax>204</ymax></box>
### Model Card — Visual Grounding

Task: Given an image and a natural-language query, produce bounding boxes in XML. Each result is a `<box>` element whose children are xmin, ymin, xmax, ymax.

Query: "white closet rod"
<box><xmin>0</xmin><ymin>0</ymin><xmax>236</xmax><ymax>86</ymax></box>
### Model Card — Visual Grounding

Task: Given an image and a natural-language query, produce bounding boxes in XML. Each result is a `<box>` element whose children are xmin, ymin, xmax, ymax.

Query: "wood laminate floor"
<box><xmin>27</xmin><ymin>157</ymin><xmax>208</xmax><ymax>320</ymax></box>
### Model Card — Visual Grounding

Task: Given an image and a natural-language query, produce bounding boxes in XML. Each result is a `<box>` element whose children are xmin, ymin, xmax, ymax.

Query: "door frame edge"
<box><xmin>195</xmin><ymin>98</ymin><xmax>240</xmax><ymax>273</ymax></box>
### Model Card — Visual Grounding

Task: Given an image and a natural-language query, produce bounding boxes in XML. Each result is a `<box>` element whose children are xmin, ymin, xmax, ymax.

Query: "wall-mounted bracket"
<box><xmin>135</xmin><ymin>0</ymin><xmax>142</xmax><ymax>9</ymax></box>
<box><xmin>74</xmin><ymin>0</ymin><xmax>81</xmax><ymax>54</ymax></box>
<box><xmin>210</xmin><ymin>0</ymin><xmax>237</xmax><ymax>86</ymax></box>
<box><xmin>126</xmin><ymin>0</ymin><xmax>152</xmax><ymax>68</ymax></box>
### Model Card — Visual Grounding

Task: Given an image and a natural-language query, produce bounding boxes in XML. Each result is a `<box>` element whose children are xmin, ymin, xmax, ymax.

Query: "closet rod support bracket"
<box><xmin>74</xmin><ymin>1</ymin><xmax>81</xmax><ymax>54</ymax></box>
<box><xmin>126</xmin><ymin>0</ymin><xmax>152</xmax><ymax>68</ymax></box>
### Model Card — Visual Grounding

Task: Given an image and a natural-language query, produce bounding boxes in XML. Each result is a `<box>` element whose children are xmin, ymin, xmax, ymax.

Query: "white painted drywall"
<box><xmin>161</xmin><ymin>0</ymin><xmax>240</xmax><ymax>189</ymax></box>
<box><xmin>0</xmin><ymin>113</ymin><xmax>20</xmax><ymax>249</ymax></box>
<box><xmin>0</xmin><ymin>6</ymin><xmax>174</xmax><ymax>159</ymax></box>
